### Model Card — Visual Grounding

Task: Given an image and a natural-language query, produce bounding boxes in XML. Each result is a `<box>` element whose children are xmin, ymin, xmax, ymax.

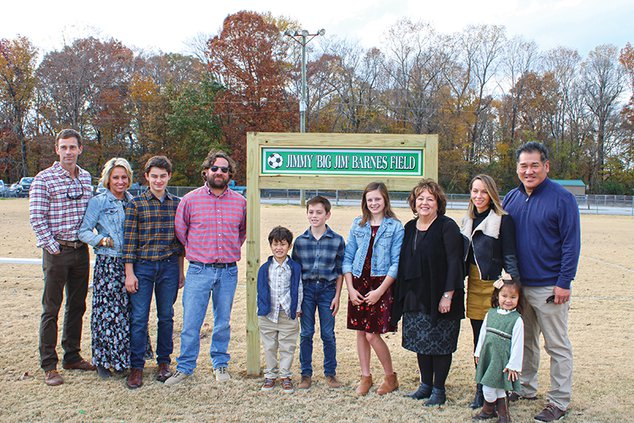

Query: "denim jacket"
<box><xmin>79</xmin><ymin>190</ymin><xmax>132</xmax><ymax>257</ymax></box>
<box><xmin>342</xmin><ymin>216</ymin><xmax>404</xmax><ymax>279</ymax></box>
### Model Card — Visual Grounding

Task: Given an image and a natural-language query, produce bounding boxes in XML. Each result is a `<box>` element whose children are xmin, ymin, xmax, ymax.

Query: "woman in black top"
<box><xmin>391</xmin><ymin>179</ymin><xmax>465</xmax><ymax>407</ymax></box>
<box><xmin>460</xmin><ymin>174</ymin><xmax>520</xmax><ymax>408</ymax></box>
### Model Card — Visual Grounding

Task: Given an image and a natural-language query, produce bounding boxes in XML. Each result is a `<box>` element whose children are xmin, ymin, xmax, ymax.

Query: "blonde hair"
<box><xmin>100</xmin><ymin>158</ymin><xmax>133</xmax><ymax>190</ymax></box>
<box><xmin>467</xmin><ymin>174</ymin><xmax>507</xmax><ymax>219</ymax></box>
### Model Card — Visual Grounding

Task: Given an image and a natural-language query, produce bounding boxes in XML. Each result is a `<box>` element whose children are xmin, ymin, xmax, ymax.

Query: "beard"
<box><xmin>207</xmin><ymin>175</ymin><xmax>229</xmax><ymax>189</ymax></box>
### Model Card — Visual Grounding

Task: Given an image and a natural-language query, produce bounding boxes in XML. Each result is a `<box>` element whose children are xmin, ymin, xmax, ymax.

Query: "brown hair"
<box><xmin>359</xmin><ymin>181</ymin><xmax>397</xmax><ymax>225</ymax></box>
<box><xmin>201</xmin><ymin>149</ymin><xmax>237</xmax><ymax>179</ymax></box>
<box><xmin>467</xmin><ymin>174</ymin><xmax>508</xmax><ymax>219</ymax></box>
<box><xmin>306</xmin><ymin>195</ymin><xmax>332</xmax><ymax>214</ymax></box>
<box><xmin>144</xmin><ymin>156</ymin><xmax>172</xmax><ymax>174</ymax></box>
<box><xmin>56</xmin><ymin>128</ymin><xmax>82</xmax><ymax>147</ymax></box>
<box><xmin>491</xmin><ymin>278</ymin><xmax>524</xmax><ymax>314</ymax></box>
<box><xmin>408</xmin><ymin>179</ymin><xmax>447</xmax><ymax>216</ymax></box>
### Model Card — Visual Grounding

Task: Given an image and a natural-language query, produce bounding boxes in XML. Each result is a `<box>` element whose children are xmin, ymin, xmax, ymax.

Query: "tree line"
<box><xmin>1</xmin><ymin>11</ymin><xmax>632</xmax><ymax>193</ymax></box>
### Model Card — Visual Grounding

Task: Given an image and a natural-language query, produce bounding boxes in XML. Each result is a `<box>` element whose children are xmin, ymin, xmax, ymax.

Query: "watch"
<box><xmin>442</xmin><ymin>293</ymin><xmax>452</xmax><ymax>299</ymax></box>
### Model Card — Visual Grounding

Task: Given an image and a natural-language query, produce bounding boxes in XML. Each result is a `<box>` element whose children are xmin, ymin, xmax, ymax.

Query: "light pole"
<box><xmin>284</xmin><ymin>29</ymin><xmax>325</xmax><ymax>133</ymax></box>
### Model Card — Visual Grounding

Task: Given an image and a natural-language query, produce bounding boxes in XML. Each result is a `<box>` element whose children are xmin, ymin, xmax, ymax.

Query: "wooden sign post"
<box><xmin>245</xmin><ymin>132</ymin><xmax>438</xmax><ymax>375</ymax></box>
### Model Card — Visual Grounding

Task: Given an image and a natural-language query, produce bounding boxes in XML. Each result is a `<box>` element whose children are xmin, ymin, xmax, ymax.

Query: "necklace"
<box><xmin>416</xmin><ymin>215</ymin><xmax>437</xmax><ymax>231</ymax></box>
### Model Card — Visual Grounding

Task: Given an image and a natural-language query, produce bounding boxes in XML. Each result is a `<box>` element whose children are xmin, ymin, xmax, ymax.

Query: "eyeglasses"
<box><xmin>210</xmin><ymin>166</ymin><xmax>229</xmax><ymax>173</ymax></box>
<box><xmin>67</xmin><ymin>179</ymin><xmax>84</xmax><ymax>200</ymax></box>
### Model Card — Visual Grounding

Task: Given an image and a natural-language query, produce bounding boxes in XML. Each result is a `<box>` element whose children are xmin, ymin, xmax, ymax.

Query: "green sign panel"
<box><xmin>262</xmin><ymin>148</ymin><xmax>423</xmax><ymax>176</ymax></box>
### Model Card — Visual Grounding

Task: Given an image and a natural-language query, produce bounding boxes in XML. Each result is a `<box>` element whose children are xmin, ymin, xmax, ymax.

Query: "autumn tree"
<box><xmin>313</xmin><ymin>39</ymin><xmax>387</xmax><ymax>133</ymax></box>
<box><xmin>207</xmin><ymin>11</ymin><xmax>296</xmax><ymax>181</ymax></box>
<box><xmin>382</xmin><ymin>19</ymin><xmax>448</xmax><ymax>135</ymax></box>
<box><xmin>450</xmin><ymin>25</ymin><xmax>506</xmax><ymax>164</ymax></box>
<box><xmin>498</xmin><ymin>37</ymin><xmax>538</xmax><ymax>151</ymax></box>
<box><xmin>0</xmin><ymin>36</ymin><xmax>38</xmax><ymax>178</ymax></box>
<box><xmin>581</xmin><ymin>44</ymin><xmax>626</xmax><ymax>189</ymax></box>
<box><xmin>167</xmin><ymin>75</ymin><xmax>223</xmax><ymax>184</ymax></box>
<box><xmin>34</xmin><ymin>37</ymin><xmax>136</xmax><ymax>175</ymax></box>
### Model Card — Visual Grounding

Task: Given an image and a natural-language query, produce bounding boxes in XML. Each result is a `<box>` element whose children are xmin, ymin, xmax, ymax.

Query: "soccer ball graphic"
<box><xmin>267</xmin><ymin>153</ymin><xmax>283</xmax><ymax>169</ymax></box>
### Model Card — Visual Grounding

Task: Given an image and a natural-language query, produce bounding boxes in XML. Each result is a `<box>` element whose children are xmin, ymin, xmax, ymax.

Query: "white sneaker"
<box><xmin>214</xmin><ymin>367</ymin><xmax>230</xmax><ymax>382</ymax></box>
<box><xmin>164</xmin><ymin>370</ymin><xmax>189</xmax><ymax>386</ymax></box>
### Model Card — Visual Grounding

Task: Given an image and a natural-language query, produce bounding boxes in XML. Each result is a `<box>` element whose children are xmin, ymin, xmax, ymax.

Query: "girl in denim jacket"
<box><xmin>343</xmin><ymin>182</ymin><xmax>404</xmax><ymax>396</ymax></box>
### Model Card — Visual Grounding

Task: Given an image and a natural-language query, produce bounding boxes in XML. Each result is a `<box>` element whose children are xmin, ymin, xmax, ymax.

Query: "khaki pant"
<box><xmin>521</xmin><ymin>286</ymin><xmax>573</xmax><ymax>410</ymax></box>
<box><xmin>259</xmin><ymin>313</ymin><xmax>299</xmax><ymax>379</ymax></box>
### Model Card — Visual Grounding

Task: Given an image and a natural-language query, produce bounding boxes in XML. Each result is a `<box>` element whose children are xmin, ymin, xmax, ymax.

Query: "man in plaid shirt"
<box><xmin>123</xmin><ymin>155</ymin><xmax>184</xmax><ymax>389</ymax></box>
<box><xmin>164</xmin><ymin>150</ymin><xmax>246</xmax><ymax>386</ymax></box>
<box><xmin>29</xmin><ymin>129</ymin><xmax>96</xmax><ymax>387</ymax></box>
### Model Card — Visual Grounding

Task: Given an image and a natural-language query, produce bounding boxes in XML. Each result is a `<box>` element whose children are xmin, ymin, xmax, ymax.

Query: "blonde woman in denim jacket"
<box><xmin>79</xmin><ymin>158</ymin><xmax>135</xmax><ymax>378</ymax></box>
<box><xmin>343</xmin><ymin>182</ymin><xmax>404</xmax><ymax>396</ymax></box>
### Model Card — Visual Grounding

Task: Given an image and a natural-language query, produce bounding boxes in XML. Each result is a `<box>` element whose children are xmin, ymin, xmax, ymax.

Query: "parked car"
<box><xmin>6</xmin><ymin>177</ymin><xmax>35</xmax><ymax>198</ymax></box>
<box><xmin>17</xmin><ymin>176</ymin><xmax>33</xmax><ymax>197</ymax></box>
<box><xmin>0</xmin><ymin>180</ymin><xmax>7</xmax><ymax>197</ymax></box>
<box><xmin>94</xmin><ymin>181</ymin><xmax>144</xmax><ymax>196</ymax></box>
<box><xmin>8</xmin><ymin>182</ymin><xmax>21</xmax><ymax>197</ymax></box>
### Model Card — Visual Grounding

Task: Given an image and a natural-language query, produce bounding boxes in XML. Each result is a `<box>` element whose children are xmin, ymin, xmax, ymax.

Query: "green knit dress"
<box><xmin>475</xmin><ymin>308</ymin><xmax>522</xmax><ymax>392</ymax></box>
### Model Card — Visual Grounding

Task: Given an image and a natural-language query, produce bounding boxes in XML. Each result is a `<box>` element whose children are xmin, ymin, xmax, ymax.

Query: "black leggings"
<box><xmin>417</xmin><ymin>353</ymin><xmax>453</xmax><ymax>389</ymax></box>
<box><xmin>470</xmin><ymin>319</ymin><xmax>484</xmax><ymax>351</ymax></box>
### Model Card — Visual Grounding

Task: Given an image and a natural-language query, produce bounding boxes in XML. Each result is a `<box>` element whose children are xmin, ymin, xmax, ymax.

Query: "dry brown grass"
<box><xmin>0</xmin><ymin>199</ymin><xmax>632</xmax><ymax>422</ymax></box>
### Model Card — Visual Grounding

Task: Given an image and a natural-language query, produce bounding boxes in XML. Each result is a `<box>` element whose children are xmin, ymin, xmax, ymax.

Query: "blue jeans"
<box><xmin>300</xmin><ymin>280</ymin><xmax>337</xmax><ymax>377</ymax></box>
<box><xmin>176</xmin><ymin>263</ymin><xmax>238</xmax><ymax>374</ymax></box>
<box><xmin>129</xmin><ymin>256</ymin><xmax>179</xmax><ymax>369</ymax></box>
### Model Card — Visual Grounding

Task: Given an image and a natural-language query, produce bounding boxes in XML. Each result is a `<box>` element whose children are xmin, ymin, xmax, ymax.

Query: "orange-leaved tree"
<box><xmin>207</xmin><ymin>10</ymin><xmax>296</xmax><ymax>182</ymax></box>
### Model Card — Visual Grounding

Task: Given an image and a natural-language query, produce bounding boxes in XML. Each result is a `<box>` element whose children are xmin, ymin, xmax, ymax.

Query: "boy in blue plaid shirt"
<box><xmin>291</xmin><ymin>196</ymin><xmax>345</xmax><ymax>389</ymax></box>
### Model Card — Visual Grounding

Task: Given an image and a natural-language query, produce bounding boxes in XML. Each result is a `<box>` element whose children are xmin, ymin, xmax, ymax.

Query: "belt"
<box><xmin>189</xmin><ymin>261</ymin><xmax>236</xmax><ymax>268</ymax></box>
<box><xmin>56</xmin><ymin>239</ymin><xmax>85</xmax><ymax>249</ymax></box>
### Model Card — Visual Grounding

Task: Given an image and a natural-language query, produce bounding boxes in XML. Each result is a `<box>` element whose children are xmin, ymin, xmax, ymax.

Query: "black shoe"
<box><xmin>96</xmin><ymin>365</ymin><xmax>112</xmax><ymax>379</ymax></box>
<box><xmin>424</xmin><ymin>387</ymin><xmax>446</xmax><ymax>406</ymax></box>
<box><xmin>469</xmin><ymin>383</ymin><xmax>484</xmax><ymax>409</ymax></box>
<box><xmin>407</xmin><ymin>382</ymin><xmax>432</xmax><ymax>400</ymax></box>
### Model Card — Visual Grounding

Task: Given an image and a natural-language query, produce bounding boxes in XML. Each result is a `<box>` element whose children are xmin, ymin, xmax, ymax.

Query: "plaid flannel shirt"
<box><xmin>291</xmin><ymin>225</ymin><xmax>345</xmax><ymax>283</ymax></box>
<box><xmin>122</xmin><ymin>189</ymin><xmax>183</xmax><ymax>262</ymax></box>
<box><xmin>174</xmin><ymin>185</ymin><xmax>246</xmax><ymax>263</ymax></box>
<box><xmin>29</xmin><ymin>162</ymin><xmax>93</xmax><ymax>254</ymax></box>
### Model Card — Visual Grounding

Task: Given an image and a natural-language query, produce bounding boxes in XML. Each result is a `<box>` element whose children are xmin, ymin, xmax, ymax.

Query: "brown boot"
<box><xmin>297</xmin><ymin>375</ymin><xmax>312</xmax><ymax>390</ymax></box>
<box><xmin>496</xmin><ymin>396</ymin><xmax>511</xmax><ymax>423</ymax></box>
<box><xmin>126</xmin><ymin>368</ymin><xmax>143</xmax><ymax>389</ymax></box>
<box><xmin>473</xmin><ymin>400</ymin><xmax>497</xmax><ymax>420</ymax></box>
<box><xmin>376</xmin><ymin>372</ymin><xmax>399</xmax><ymax>395</ymax></box>
<box><xmin>356</xmin><ymin>374</ymin><xmax>373</xmax><ymax>396</ymax></box>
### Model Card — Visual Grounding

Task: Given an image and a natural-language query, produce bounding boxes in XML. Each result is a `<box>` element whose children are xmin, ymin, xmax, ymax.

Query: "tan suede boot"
<box><xmin>376</xmin><ymin>372</ymin><xmax>399</xmax><ymax>395</ymax></box>
<box><xmin>356</xmin><ymin>374</ymin><xmax>373</xmax><ymax>396</ymax></box>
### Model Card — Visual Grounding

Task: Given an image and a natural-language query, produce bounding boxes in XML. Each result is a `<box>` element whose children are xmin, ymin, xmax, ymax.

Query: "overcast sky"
<box><xmin>3</xmin><ymin>0</ymin><xmax>632</xmax><ymax>57</ymax></box>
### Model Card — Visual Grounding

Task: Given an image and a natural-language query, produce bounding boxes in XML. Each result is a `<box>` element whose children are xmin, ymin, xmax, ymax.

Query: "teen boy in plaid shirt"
<box><xmin>291</xmin><ymin>196</ymin><xmax>345</xmax><ymax>390</ymax></box>
<box><xmin>123</xmin><ymin>155</ymin><xmax>184</xmax><ymax>389</ymax></box>
<box><xmin>29</xmin><ymin>129</ymin><xmax>96</xmax><ymax>387</ymax></box>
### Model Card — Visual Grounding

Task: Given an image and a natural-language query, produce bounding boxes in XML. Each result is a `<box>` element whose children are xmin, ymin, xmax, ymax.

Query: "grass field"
<box><xmin>0</xmin><ymin>199</ymin><xmax>632</xmax><ymax>422</ymax></box>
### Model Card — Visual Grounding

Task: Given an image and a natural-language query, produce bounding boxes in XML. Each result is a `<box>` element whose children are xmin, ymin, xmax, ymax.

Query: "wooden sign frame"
<box><xmin>244</xmin><ymin>132</ymin><xmax>438</xmax><ymax>375</ymax></box>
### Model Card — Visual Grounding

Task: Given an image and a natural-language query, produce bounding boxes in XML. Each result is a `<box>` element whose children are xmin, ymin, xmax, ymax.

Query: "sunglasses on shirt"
<box><xmin>210</xmin><ymin>166</ymin><xmax>229</xmax><ymax>173</ymax></box>
<box><xmin>67</xmin><ymin>179</ymin><xmax>85</xmax><ymax>200</ymax></box>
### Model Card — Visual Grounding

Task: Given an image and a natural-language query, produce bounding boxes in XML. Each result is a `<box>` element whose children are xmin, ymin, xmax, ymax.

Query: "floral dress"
<box><xmin>347</xmin><ymin>226</ymin><xmax>397</xmax><ymax>334</ymax></box>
